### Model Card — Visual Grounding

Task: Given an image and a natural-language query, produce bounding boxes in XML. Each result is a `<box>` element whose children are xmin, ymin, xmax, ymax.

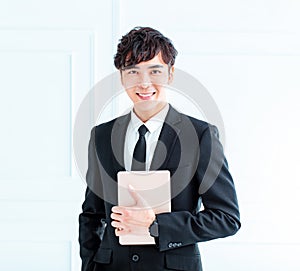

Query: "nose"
<box><xmin>138</xmin><ymin>73</ymin><xmax>151</xmax><ymax>89</ymax></box>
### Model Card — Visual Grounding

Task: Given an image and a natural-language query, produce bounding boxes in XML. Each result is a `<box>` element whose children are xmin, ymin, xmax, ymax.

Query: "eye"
<box><xmin>151</xmin><ymin>70</ymin><xmax>162</xmax><ymax>75</ymax></box>
<box><xmin>128</xmin><ymin>70</ymin><xmax>138</xmax><ymax>75</ymax></box>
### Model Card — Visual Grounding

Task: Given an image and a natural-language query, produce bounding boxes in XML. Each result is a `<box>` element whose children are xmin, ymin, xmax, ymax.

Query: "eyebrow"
<box><xmin>148</xmin><ymin>65</ymin><xmax>164</xmax><ymax>69</ymax></box>
<box><xmin>121</xmin><ymin>64</ymin><xmax>164</xmax><ymax>70</ymax></box>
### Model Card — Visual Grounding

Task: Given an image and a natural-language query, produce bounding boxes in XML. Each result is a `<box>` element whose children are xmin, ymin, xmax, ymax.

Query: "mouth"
<box><xmin>136</xmin><ymin>92</ymin><xmax>156</xmax><ymax>100</ymax></box>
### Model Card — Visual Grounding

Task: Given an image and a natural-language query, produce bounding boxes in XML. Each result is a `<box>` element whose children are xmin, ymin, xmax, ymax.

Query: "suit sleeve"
<box><xmin>79</xmin><ymin>127</ymin><xmax>106</xmax><ymax>271</ymax></box>
<box><xmin>156</xmin><ymin>125</ymin><xmax>241</xmax><ymax>252</ymax></box>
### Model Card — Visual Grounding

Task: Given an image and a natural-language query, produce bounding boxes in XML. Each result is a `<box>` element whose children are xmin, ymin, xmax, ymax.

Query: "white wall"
<box><xmin>1</xmin><ymin>0</ymin><xmax>300</xmax><ymax>270</ymax></box>
<box><xmin>115</xmin><ymin>1</ymin><xmax>300</xmax><ymax>270</ymax></box>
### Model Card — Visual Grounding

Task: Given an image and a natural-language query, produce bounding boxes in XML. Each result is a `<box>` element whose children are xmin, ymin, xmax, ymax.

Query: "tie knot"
<box><xmin>138</xmin><ymin>124</ymin><xmax>148</xmax><ymax>137</ymax></box>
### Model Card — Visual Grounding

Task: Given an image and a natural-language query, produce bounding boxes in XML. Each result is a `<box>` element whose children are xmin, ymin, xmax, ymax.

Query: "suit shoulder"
<box><xmin>95</xmin><ymin>118</ymin><xmax>116</xmax><ymax>130</ymax></box>
<box><xmin>93</xmin><ymin>113</ymin><xmax>130</xmax><ymax>135</ymax></box>
<box><xmin>180</xmin><ymin>113</ymin><xmax>209</xmax><ymax>129</ymax></box>
<box><xmin>179</xmin><ymin>113</ymin><xmax>220</xmax><ymax>138</ymax></box>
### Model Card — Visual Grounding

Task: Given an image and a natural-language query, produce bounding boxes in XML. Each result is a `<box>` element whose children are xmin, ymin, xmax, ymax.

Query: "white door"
<box><xmin>0</xmin><ymin>1</ymin><xmax>115</xmax><ymax>270</ymax></box>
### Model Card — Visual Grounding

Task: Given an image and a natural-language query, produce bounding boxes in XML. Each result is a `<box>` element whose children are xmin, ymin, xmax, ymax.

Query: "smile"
<box><xmin>136</xmin><ymin>92</ymin><xmax>156</xmax><ymax>100</ymax></box>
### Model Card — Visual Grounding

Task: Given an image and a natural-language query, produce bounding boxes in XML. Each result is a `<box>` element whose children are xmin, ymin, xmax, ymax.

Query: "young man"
<box><xmin>79</xmin><ymin>27</ymin><xmax>241</xmax><ymax>271</ymax></box>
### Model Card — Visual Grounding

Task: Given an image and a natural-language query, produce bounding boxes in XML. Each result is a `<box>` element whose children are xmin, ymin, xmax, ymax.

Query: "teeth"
<box><xmin>138</xmin><ymin>92</ymin><xmax>154</xmax><ymax>97</ymax></box>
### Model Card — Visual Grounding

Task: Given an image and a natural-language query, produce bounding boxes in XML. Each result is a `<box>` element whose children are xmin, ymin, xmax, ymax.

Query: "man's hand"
<box><xmin>111</xmin><ymin>185</ymin><xmax>156</xmax><ymax>236</ymax></box>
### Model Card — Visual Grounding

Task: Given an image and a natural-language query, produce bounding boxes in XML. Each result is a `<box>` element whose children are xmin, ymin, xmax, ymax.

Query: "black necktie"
<box><xmin>131</xmin><ymin>124</ymin><xmax>148</xmax><ymax>171</ymax></box>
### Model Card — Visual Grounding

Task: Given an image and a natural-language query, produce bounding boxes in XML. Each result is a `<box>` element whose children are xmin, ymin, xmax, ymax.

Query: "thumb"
<box><xmin>128</xmin><ymin>184</ymin><xmax>149</xmax><ymax>207</ymax></box>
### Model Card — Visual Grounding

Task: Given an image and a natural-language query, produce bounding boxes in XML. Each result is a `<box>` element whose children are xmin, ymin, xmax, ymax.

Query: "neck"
<box><xmin>133</xmin><ymin>101</ymin><xmax>167</xmax><ymax>122</ymax></box>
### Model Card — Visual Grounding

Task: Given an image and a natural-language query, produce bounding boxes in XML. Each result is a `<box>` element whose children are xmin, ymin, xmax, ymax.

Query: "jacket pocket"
<box><xmin>93</xmin><ymin>247</ymin><xmax>112</xmax><ymax>264</ymax></box>
<box><xmin>165</xmin><ymin>253</ymin><xmax>202</xmax><ymax>271</ymax></box>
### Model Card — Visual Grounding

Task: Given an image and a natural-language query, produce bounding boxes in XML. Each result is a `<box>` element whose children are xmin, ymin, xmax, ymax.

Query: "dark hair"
<box><xmin>114</xmin><ymin>27</ymin><xmax>178</xmax><ymax>70</ymax></box>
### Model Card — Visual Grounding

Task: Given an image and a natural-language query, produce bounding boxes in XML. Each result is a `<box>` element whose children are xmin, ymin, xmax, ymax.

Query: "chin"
<box><xmin>136</xmin><ymin>99</ymin><xmax>163</xmax><ymax>108</ymax></box>
<box><xmin>134</xmin><ymin>100</ymin><xmax>167</xmax><ymax>117</ymax></box>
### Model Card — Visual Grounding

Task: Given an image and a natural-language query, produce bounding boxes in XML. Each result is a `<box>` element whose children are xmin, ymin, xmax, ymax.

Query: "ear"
<box><xmin>168</xmin><ymin>66</ymin><xmax>175</xmax><ymax>84</ymax></box>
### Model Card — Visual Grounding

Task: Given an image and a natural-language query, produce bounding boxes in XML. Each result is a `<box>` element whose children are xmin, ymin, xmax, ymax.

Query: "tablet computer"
<box><xmin>117</xmin><ymin>170</ymin><xmax>171</xmax><ymax>245</ymax></box>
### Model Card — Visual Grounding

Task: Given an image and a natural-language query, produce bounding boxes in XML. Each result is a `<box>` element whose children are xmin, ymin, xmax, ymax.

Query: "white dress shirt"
<box><xmin>124</xmin><ymin>104</ymin><xmax>169</xmax><ymax>171</ymax></box>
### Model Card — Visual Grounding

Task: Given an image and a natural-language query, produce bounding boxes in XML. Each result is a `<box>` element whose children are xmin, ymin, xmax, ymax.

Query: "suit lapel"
<box><xmin>150</xmin><ymin>105</ymin><xmax>182</xmax><ymax>170</ymax></box>
<box><xmin>111</xmin><ymin>113</ymin><xmax>131</xmax><ymax>173</ymax></box>
<box><xmin>110</xmin><ymin>106</ymin><xmax>183</xmax><ymax>172</ymax></box>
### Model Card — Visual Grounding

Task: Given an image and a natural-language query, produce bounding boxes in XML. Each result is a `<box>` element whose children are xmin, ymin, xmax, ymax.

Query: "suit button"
<box><xmin>132</xmin><ymin>254</ymin><xmax>139</xmax><ymax>262</ymax></box>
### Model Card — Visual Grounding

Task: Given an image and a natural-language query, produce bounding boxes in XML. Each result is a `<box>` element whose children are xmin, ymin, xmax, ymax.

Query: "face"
<box><xmin>121</xmin><ymin>52</ymin><xmax>174</xmax><ymax>121</ymax></box>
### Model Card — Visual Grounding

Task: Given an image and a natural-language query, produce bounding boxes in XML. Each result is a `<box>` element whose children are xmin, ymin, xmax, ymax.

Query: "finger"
<box><xmin>115</xmin><ymin>228</ymin><xmax>121</xmax><ymax>236</ymax></box>
<box><xmin>112</xmin><ymin>206</ymin><xmax>125</xmax><ymax>214</ymax></box>
<box><xmin>111</xmin><ymin>220</ymin><xmax>123</xmax><ymax>228</ymax></box>
<box><xmin>111</xmin><ymin>220</ymin><xmax>130</xmax><ymax>232</ymax></box>
<box><xmin>115</xmin><ymin>227</ymin><xmax>130</xmax><ymax>236</ymax></box>
<box><xmin>110</xmin><ymin>212</ymin><xmax>123</xmax><ymax>221</ymax></box>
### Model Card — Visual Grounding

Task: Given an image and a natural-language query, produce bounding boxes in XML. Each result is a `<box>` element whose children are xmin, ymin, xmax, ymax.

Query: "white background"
<box><xmin>0</xmin><ymin>0</ymin><xmax>300</xmax><ymax>270</ymax></box>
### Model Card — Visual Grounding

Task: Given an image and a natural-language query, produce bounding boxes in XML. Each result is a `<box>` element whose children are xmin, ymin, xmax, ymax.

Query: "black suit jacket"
<box><xmin>79</xmin><ymin>105</ymin><xmax>241</xmax><ymax>271</ymax></box>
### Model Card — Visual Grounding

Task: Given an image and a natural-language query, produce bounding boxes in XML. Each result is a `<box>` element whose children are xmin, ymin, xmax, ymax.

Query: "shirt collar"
<box><xmin>130</xmin><ymin>103</ymin><xmax>170</xmax><ymax>134</ymax></box>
